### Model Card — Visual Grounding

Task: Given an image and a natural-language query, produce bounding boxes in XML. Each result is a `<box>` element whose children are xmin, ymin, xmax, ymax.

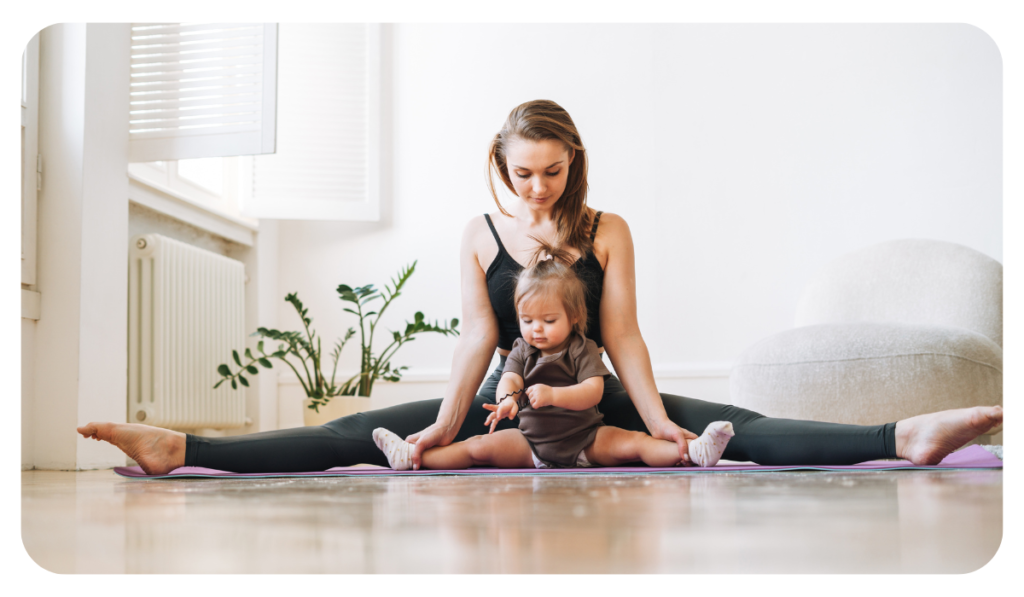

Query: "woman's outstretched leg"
<box><xmin>78</xmin><ymin>364</ymin><xmax>513</xmax><ymax>474</ymax></box>
<box><xmin>597</xmin><ymin>376</ymin><xmax>1002</xmax><ymax>466</ymax></box>
<box><xmin>79</xmin><ymin>394</ymin><xmax>518</xmax><ymax>474</ymax></box>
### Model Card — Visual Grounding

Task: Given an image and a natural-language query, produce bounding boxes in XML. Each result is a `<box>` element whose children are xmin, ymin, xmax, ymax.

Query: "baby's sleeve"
<box><xmin>502</xmin><ymin>338</ymin><xmax>528</xmax><ymax>380</ymax></box>
<box><xmin>574</xmin><ymin>338</ymin><xmax>611</xmax><ymax>383</ymax></box>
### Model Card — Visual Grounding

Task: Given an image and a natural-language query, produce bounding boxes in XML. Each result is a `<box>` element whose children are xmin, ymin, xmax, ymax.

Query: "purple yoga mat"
<box><xmin>113</xmin><ymin>444</ymin><xmax>1002</xmax><ymax>480</ymax></box>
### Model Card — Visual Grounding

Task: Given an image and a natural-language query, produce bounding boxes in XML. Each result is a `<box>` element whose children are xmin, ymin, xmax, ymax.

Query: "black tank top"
<box><xmin>484</xmin><ymin>212</ymin><xmax>605</xmax><ymax>351</ymax></box>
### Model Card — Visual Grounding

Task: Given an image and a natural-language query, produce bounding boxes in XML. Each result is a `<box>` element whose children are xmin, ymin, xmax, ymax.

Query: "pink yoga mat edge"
<box><xmin>113</xmin><ymin>444</ymin><xmax>1002</xmax><ymax>480</ymax></box>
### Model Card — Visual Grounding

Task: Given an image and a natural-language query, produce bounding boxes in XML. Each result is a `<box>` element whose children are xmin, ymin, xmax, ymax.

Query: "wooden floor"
<box><xmin>22</xmin><ymin>465</ymin><xmax>1001</xmax><ymax>574</ymax></box>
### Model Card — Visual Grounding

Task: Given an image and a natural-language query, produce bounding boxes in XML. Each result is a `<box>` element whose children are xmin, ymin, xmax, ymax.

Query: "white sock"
<box><xmin>372</xmin><ymin>428</ymin><xmax>414</xmax><ymax>471</ymax></box>
<box><xmin>688</xmin><ymin>421</ymin><xmax>735</xmax><ymax>467</ymax></box>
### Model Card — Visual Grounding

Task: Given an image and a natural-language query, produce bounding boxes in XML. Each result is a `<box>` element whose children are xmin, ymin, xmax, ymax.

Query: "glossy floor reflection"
<box><xmin>22</xmin><ymin>467</ymin><xmax>1001</xmax><ymax>573</ymax></box>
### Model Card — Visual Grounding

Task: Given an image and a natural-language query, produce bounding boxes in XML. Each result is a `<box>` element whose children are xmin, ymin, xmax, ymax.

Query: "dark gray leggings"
<box><xmin>186</xmin><ymin>355</ymin><xmax>897</xmax><ymax>473</ymax></box>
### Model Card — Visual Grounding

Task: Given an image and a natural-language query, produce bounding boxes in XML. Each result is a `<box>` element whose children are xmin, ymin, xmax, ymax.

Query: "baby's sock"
<box><xmin>688</xmin><ymin>421</ymin><xmax>735</xmax><ymax>467</ymax></box>
<box><xmin>372</xmin><ymin>428</ymin><xmax>414</xmax><ymax>471</ymax></box>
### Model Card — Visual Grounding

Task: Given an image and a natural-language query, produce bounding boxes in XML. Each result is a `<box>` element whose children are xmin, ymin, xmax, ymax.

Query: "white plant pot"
<box><xmin>303</xmin><ymin>395</ymin><xmax>372</xmax><ymax>426</ymax></box>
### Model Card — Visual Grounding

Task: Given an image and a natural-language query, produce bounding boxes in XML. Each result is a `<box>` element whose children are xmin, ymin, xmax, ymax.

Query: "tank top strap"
<box><xmin>483</xmin><ymin>213</ymin><xmax>511</xmax><ymax>257</ymax></box>
<box><xmin>590</xmin><ymin>211</ymin><xmax>603</xmax><ymax>242</ymax></box>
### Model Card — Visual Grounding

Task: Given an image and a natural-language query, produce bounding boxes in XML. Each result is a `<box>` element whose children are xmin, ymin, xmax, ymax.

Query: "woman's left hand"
<box><xmin>650</xmin><ymin>419</ymin><xmax>698</xmax><ymax>465</ymax></box>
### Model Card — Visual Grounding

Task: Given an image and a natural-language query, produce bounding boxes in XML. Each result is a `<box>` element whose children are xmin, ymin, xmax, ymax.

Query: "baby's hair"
<box><xmin>513</xmin><ymin>238</ymin><xmax>588</xmax><ymax>337</ymax></box>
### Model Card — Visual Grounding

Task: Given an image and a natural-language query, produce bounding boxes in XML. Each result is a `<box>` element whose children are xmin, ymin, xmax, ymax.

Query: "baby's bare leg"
<box><xmin>422</xmin><ymin>429</ymin><xmax>535</xmax><ymax>469</ymax></box>
<box><xmin>584</xmin><ymin>426</ymin><xmax>683</xmax><ymax>467</ymax></box>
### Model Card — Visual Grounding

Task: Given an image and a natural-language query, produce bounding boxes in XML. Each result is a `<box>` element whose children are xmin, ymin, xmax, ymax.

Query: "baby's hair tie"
<box><xmin>500</xmin><ymin>389</ymin><xmax>524</xmax><ymax>401</ymax></box>
<box><xmin>540</xmin><ymin>252</ymin><xmax>553</xmax><ymax>261</ymax></box>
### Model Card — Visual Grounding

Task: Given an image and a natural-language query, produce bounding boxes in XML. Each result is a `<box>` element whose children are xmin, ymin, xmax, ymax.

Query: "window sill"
<box><xmin>128</xmin><ymin>174</ymin><xmax>258</xmax><ymax>247</ymax></box>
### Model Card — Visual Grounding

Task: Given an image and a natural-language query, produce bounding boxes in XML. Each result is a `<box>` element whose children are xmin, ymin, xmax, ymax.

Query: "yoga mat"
<box><xmin>114</xmin><ymin>444</ymin><xmax>1002</xmax><ymax>480</ymax></box>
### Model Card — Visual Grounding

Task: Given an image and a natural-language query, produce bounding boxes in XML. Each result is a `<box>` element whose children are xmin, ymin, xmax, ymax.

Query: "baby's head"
<box><xmin>514</xmin><ymin>240</ymin><xmax>588</xmax><ymax>352</ymax></box>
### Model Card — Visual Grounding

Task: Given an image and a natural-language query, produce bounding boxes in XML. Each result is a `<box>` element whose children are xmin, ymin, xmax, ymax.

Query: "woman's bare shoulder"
<box><xmin>592</xmin><ymin>211</ymin><xmax>632</xmax><ymax>267</ymax></box>
<box><xmin>463</xmin><ymin>213</ymin><xmax>501</xmax><ymax>271</ymax></box>
<box><xmin>595</xmin><ymin>211</ymin><xmax>630</xmax><ymax>237</ymax></box>
<box><xmin>461</xmin><ymin>214</ymin><xmax>492</xmax><ymax>244</ymax></box>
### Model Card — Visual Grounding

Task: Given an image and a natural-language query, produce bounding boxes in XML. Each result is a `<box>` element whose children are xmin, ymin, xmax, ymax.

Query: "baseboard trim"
<box><xmin>278</xmin><ymin>362</ymin><xmax>734</xmax><ymax>387</ymax></box>
<box><xmin>650</xmin><ymin>362</ymin><xmax>733</xmax><ymax>379</ymax></box>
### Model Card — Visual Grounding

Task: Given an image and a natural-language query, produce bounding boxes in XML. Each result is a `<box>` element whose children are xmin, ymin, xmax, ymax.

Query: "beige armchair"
<box><xmin>729</xmin><ymin>239</ymin><xmax>1002</xmax><ymax>443</ymax></box>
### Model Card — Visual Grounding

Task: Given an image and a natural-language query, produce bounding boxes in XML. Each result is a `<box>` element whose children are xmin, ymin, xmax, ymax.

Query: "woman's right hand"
<box><xmin>405</xmin><ymin>423</ymin><xmax>455</xmax><ymax>471</ymax></box>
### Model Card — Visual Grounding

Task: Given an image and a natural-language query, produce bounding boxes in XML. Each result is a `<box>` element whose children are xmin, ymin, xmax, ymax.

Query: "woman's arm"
<box><xmin>596</xmin><ymin>213</ymin><xmax>697</xmax><ymax>462</ymax></box>
<box><xmin>406</xmin><ymin>216</ymin><xmax>499</xmax><ymax>468</ymax></box>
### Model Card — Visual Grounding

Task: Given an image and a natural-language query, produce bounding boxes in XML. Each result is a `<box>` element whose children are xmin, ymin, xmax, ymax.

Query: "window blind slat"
<box><xmin>130</xmin><ymin>95</ymin><xmax>261</xmax><ymax>112</ymax></box>
<box><xmin>130</xmin><ymin>122</ymin><xmax>262</xmax><ymax>140</ymax></box>
<box><xmin>132</xmin><ymin>23</ymin><xmax>261</xmax><ymax>38</ymax></box>
<box><xmin>131</xmin><ymin>52</ymin><xmax>264</xmax><ymax>73</ymax></box>
<box><xmin>131</xmin><ymin>85</ymin><xmax>261</xmax><ymax>102</ymax></box>
<box><xmin>130</xmin><ymin>76</ymin><xmax>262</xmax><ymax>95</ymax></box>
<box><xmin>131</xmin><ymin>64</ymin><xmax>262</xmax><ymax>83</ymax></box>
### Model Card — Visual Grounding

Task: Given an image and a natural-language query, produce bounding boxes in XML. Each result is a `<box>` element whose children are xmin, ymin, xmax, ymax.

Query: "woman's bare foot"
<box><xmin>77</xmin><ymin>422</ymin><xmax>187</xmax><ymax>475</ymax></box>
<box><xmin>895</xmin><ymin>406</ymin><xmax>1003</xmax><ymax>465</ymax></box>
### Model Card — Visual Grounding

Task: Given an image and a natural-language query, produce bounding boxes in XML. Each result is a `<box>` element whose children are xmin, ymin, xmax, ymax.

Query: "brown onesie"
<box><xmin>502</xmin><ymin>333</ymin><xmax>611</xmax><ymax>468</ymax></box>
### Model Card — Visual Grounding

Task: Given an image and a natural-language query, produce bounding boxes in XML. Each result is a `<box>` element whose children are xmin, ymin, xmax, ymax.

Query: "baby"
<box><xmin>373</xmin><ymin>243</ymin><xmax>735</xmax><ymax>471</ymax></box>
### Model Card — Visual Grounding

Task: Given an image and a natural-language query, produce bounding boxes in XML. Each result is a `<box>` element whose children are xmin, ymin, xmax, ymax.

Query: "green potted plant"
<box><xmin>215</xmin><ymin>261</ymin><xmax>458</xmax><ymax>425</ymax></box>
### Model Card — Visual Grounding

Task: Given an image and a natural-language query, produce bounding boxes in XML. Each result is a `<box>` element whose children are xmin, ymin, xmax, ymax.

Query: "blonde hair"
<box><xmin>513</xmin><ymin>239</ymin><xmax>588</xmax><ymax>337</ymax></box>
<box><xmin>487</xmin><ymin>99</ymin><xmax>598</xmax><ymax>255</ymax></box>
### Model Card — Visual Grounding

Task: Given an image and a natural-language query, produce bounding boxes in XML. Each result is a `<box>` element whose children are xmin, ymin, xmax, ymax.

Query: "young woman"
<box><xmin>79</xmin><ymin>100</ymin><xmax>1002</xmax><ymax>475</ymax></box>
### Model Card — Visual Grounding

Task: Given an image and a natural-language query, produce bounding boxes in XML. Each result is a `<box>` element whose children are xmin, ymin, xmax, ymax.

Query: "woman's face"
<box><xmin>504</xmin><ymin>138</ymin><xmax>575</xmax><ymax>212</ymax></box>
<box><xmin>517</xmin><ymin>291</ymin><xmax>575</xmax><ymax>353</ymax></box>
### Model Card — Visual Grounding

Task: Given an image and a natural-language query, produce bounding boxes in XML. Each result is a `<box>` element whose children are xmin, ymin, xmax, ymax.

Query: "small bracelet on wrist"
<box><xmin>499</xmin><ymin>389</ymin><xmax>523</xmax><ymax>402</ymax></box>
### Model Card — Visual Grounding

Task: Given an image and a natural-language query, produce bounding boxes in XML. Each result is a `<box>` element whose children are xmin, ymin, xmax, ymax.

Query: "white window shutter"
<box><xmin>129</xmin><ymin>23</ymin><xmax>278</xmax><ymax>162</ymax></box>
<box><xmin>241</xmin><ymin>23</ymin><xmax>380</xmax><ymax>221</ymax></box>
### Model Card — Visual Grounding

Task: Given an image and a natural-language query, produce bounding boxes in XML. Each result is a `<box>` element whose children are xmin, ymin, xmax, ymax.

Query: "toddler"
<box><xmin>373</xmin><ymin>243</ymin><xmax>735</xmax><ymax>471</ymax></box>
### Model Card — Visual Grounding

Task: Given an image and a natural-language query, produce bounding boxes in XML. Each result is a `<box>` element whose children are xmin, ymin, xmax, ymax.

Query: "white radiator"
<box><xmin>128</xmin><ymin>234</ymin><xmax>247</xmax><ymax>429</ymax></box>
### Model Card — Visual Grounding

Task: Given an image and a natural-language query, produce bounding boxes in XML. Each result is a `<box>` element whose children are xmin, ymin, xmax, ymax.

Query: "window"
<box><xmin>128</xmin><ymin>23</ymin><xmax>278</xmax><ymax>162</ymax></box>
<box><xmin>241</xmin><ymin>23</ymin><xmax>381</xmax><ymax>221</ymax></box>
<box><xmin>128</xmin><ymin>23</ymin><xmax>380</xmax><ymax>222</ymax></box>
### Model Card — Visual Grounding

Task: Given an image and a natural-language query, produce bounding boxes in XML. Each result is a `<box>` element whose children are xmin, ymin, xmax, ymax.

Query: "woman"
<box><xmin>79</xmin><ymin>100</ymin><xmax>1002</xmax><ymax>475</ymax></box>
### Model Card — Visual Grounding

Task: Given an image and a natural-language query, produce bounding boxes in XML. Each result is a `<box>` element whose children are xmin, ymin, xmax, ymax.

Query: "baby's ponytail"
<box><xmin>514</xmin><ymin>238</ymin><xmax>589</xmax><ymax>337</ymax></box>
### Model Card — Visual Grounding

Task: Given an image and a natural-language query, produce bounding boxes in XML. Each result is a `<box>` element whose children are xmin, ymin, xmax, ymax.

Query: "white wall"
<box><xmin>275</xmin><ymin>23</ymin><xmax>1001</xmax><ymax>414</ymax></box>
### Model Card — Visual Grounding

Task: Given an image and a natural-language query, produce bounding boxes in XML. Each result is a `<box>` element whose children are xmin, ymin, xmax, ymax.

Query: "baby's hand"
<box><xmin>526</xmin><ymin>384</ymin><xmax>555</xmax><ymax>409</ymax></box>
<box><xmin>482</xmin><ymin>398</ymin><xmax>519</xmax><ymax>434</ymax></box>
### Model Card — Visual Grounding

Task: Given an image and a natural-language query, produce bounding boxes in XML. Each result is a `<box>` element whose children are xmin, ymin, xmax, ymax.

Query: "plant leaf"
<box><xmin>257</xmin><ymin>340</ymin><xmax>265</xmax><ymax>353</ymax></box>
<box><xmin>231</xmin><ymin>379</ymin><xmax>237</xmax><ymax>390</ymax></box>
<box><xmin>213</xmin><ymin>379</ymin><xmax>224</xmax><ymax>389</ymax></box>
<box><xmin>217</xmin><ymin>364</ymin><xmax>231</xmax><ymax>377</ymax></box>
<box><xmin>245</xmin><ymin>348</ymin><xmax>254</xmax><ymax>360</ymax></box>
<box><xmin>232</xmin><ymin>350</ymin><xmax>242</xmax><ymax>366</ymax></box>
<box><xmin>238</xmin><ymin>375</ymin><xmax>249</xmax><ymax>387</ymax></box>
<box><xmin>258</xmin><ymin>358</ymin><xmax>273</xmax><ymax>368</ymax></box>
<box><xmin>246</xmin><ymin>365</ymin><xmax>259</xmax><ymax>375</ymax></box>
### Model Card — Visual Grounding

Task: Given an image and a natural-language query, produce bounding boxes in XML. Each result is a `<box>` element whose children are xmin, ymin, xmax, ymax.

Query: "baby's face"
<box><xmin>517</xmin><ymin>292</ymin><xmax>574</xmax><ymax>353</ymax></box>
